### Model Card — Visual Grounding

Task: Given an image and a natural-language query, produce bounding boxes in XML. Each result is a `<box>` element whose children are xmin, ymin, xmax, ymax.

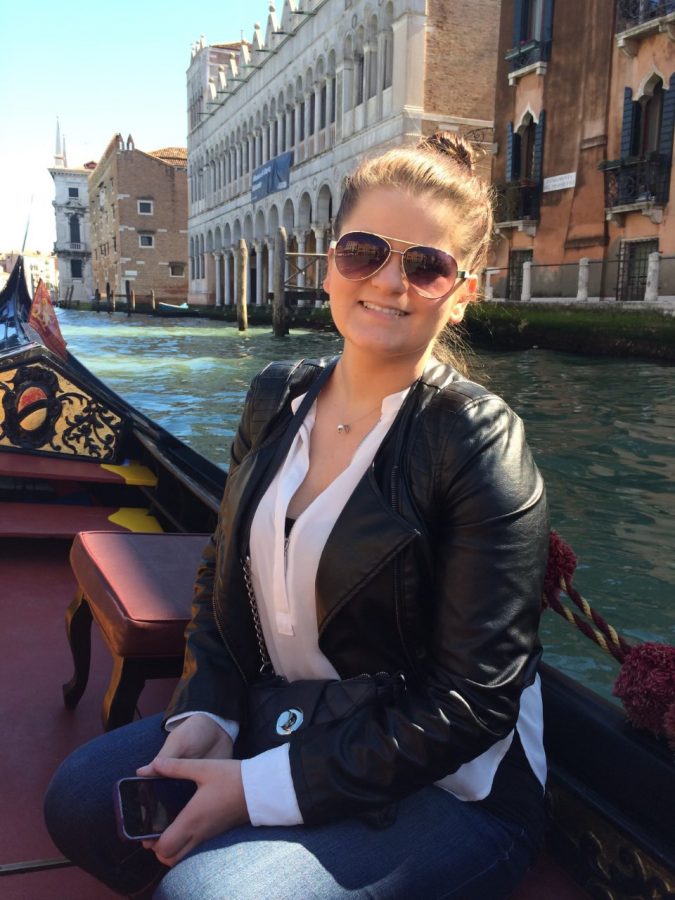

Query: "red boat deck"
<box><xmin>0</xmin><ymin>538</ymin><xmax>175</xmax><ymax>899</ymax></box>
<box><xmin>1</xmin><ymin>538</ymin><xmax>589</xmax><ymax>899</ymax></box>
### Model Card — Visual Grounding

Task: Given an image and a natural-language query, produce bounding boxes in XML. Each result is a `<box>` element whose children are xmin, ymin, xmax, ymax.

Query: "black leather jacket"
<box><xmin>165</xmin><ymin>356</ymin><xmax>549</xmax><ymax>826</ymax></box>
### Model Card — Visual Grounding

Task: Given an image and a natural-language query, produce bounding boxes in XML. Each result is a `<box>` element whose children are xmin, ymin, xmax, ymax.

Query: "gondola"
<box><xmin>1</xmin><ymin>258</ymin><xmax>673</xmax><ymax>900</ymax></box>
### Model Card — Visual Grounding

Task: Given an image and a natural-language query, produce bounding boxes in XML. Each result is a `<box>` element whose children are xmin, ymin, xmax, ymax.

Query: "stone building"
<box><xmin>186</xmin><ymin>0</ymin><xmax>501</xmax><ymax>307</ymax></box>
<box><xmin>88</xmin><ymin>135</ymin><xmax>188</xmax><ymax>303</ymax></box>
<box><xmin>48</xmin><ymin>121</ymin><xmax>95</xmax><ymax>304</ymax></box>
<box><xmin>491</xmin><ymin>0</ymin><xmax>675</xmax><ymax>303</ymax></box>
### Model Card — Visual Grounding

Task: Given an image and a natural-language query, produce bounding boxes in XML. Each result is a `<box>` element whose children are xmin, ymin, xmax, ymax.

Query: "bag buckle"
<box><xmin>276</xmin><ymin>708</ymin><xmax>304</xmax><ymax>736</ymax></box>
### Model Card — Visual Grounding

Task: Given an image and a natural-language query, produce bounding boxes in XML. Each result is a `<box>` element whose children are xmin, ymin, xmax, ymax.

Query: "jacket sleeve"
<box><xmin>162</xmin><ymin>379</ymin><xmax>258</xmax><ymax>726</ymax></box>
<box><xmin>288</xmin><ymin>391</ymin><xmax>549</xmax><ymax>825</ymax></box>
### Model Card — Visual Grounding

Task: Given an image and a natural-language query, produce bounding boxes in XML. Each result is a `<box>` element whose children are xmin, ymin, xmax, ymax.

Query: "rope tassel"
<box><xmin>543</xmin><ymin>531</ymin><xmax>675</xmax><ymax>751</ymax></box>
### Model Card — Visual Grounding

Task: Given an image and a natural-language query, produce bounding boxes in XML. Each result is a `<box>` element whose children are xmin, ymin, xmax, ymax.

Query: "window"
<box><xmin>139</xmin><ymin>233</ymin><xmax>154</xmax><ymax>248</ymax></box>
<box><xmin>617</xmin><ymin>239</ymin><xmax>658</xmax><ymax>301</ymax></box>
<box><xmin>631</xmin><ymin>81</ymin><xmax>664</xmax><ymax>158</ymax></box>
<box><xmin>507</xmin><ymin>0</ymin><xmax>554</xmax><ymax>72</ymax></box>
<box><xmin>70</xmin><ymin>259</ymin><xmax>83</xmax><ymax>279</ymax></box>
<box><xmin>508</xmin><ymin>249</ymin><xmax>533</xmax><ymax>301</ymax></box>
<box><xmin>68</xmin><ymin>187</ymin><xmax>79</xmax><ymax>199</ymax></box>
<box><xmin>138</xmin><ymin>199</ymin><xmax>154</xmax><ymax>215</ymax></box>
<box><xmin>69</xmin><ymin>215</ymin><xmax>81</xmax><ymax>245</ymax></box>
<box><xmin>169</xmin><ymin>262</ymin><xmax>185</xmax><ymax>277</ymax></box>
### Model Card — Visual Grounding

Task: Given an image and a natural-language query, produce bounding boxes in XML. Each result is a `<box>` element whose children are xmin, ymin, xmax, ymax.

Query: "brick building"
<box><xmin>185</xmin><ymin>0</ymin><xmax>501</xmax><ymax>307</ymax></box>
<box><xmin>89</xmin><ymin>135</ymin><xmax>188</xmax><ymax>303</ymax></box>
<box><xmin>490</xmin><ymin>0</ymin><xmax>675</xmax><ymax>303</ymax></box>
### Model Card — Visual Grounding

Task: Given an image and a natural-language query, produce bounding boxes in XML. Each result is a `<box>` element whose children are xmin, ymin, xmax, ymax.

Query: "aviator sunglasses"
<box><xmin>329</xmin><ymin>230</ymin><xmax>474</xmax><ymax>300</ymax></box>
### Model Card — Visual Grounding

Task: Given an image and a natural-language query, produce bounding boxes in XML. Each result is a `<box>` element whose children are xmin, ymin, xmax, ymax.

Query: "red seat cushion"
<box><xmin>70</xmin><ymin>531</ymin><xmax>211</xmax><ymax>657</ymax></box>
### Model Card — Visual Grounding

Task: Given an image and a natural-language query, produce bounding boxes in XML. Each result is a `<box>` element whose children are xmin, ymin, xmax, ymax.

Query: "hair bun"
<box><xmin>418</xmin><ymin>132</ymin><xmax>477</xmax><ymax>174</ymax></box>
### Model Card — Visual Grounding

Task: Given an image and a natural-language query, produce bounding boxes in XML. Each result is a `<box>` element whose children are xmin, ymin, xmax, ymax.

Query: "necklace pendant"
<box><xmin>337</xmin><ymin>423</ymin><xmax>350</xmax><ymax>434</ymax></box>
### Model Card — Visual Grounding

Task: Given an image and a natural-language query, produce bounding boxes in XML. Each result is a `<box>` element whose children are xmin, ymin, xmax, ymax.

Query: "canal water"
<box><xmin>57</xmin><ymin>309</ymin><xmax>675</xmax><ymax>703</ymax></box>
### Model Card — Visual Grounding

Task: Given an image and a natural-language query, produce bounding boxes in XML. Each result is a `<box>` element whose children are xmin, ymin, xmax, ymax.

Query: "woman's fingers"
<box><xmin>143</xmin><ymin>758</ymin><xmax>249</xmax><ymax>866</ymax></box>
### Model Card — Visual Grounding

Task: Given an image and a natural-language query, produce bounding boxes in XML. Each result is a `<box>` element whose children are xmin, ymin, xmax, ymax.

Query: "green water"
<box><xmin>57</xmin><ymin>310</ymin><xmax>675</xmax><ymax>702</ymax></box>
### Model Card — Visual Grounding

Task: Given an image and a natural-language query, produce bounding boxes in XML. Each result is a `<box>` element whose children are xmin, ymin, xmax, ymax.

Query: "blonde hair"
<box><xmin>333</xmin><ymin>133</ymin><xmax>494</xmax><ymax>372</ymax></box>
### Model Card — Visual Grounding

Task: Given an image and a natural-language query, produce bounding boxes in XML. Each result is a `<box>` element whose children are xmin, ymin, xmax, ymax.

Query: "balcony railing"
<box><xmin>495</xmin><ymin>180</ymin><xmax>541</xmax><ymax>223</ymax></box>
<box><xmin>616</xmin><ymin>0</ymin><xmax>675</xmax><ymax>30</ymax></box>
<box><xmin>601</xmin><ymin>155</ymin><xmax>671</xmax><ymax>207</ymax></box>
<box><xmin>504</xmin><ymin>39</ymin><xmax>550</xmax><ymax>72</ymax></box>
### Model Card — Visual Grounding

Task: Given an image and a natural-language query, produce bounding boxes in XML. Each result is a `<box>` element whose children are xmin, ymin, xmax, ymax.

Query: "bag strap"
<box><xmin>241</xmin><ymin>358</ymin><xmax>338</xmax><ymax>673</ymax></box>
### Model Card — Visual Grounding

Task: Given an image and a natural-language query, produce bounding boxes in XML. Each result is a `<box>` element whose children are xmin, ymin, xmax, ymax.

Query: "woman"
<box><xmin>45</xmin><ymin>134</ymin><xmax>549</xmax><ymax>899</ymax></box>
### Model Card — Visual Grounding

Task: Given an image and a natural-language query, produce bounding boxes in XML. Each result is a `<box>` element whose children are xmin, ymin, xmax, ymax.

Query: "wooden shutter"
<box><xmin>542</xmin><ymin>0</ymin><xmax>555</xmax><ymax>57</ymax></box>
<box><xmin>620</xmin><ymin>87</ymin><xmax>636</xmax><ymax>159</ymax></box>
<box><xmin>506</xmin><ymin>122</ymin><xmax>516</xmax><ymax>182</ymax></box>
<box><xmin>659</xmin><ymin>74</ymin><xmax>675</xmax><ymax>159</ymax></box>
<box><xmin>512</xmin><ymin>0</ymin><xmax>525</xmax><ymax>45</ymax></box>
<box><xmin>532</xmin><ymin>111</ymin><xmax>546</xmax><ymax>183</ymax></box>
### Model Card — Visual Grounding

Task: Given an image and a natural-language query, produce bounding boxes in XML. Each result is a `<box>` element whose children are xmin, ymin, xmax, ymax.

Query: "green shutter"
<box><xmin>620</xmin><ymin>87</ymin><xmax>636</xmax><ymax>160</ymax></box>
<box><xmin>659</xmin><ymin>74</ymin><xmax>675</xmax><ymax>159</ymax></box>
<box><xmin>532</xmin><ymin>111</ymin><xmax>546</xmax><ymax>183</ymax></box>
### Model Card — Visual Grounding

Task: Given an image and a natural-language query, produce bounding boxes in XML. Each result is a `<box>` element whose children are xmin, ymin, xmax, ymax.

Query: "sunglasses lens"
<box><xmin>403</xmin><ymin>246</ymin><xmax>458</xmax><ymax>299</ymax></box>
<box><xmin>334</xmin><ymin>232</ymin><xmax>390</xmax><ymax>280</ymax></box>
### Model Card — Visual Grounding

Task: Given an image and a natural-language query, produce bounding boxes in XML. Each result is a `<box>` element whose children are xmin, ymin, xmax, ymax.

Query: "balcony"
<box><xmin>494</xmin><ymin>180</ymin><xmax>541</xmax><ymax>235</ymax></box>
<box><xmin>616</xmin><ymin>0</ymin><xmax>675</xmax><ymax>30</ymax></box>
<box><xmin>601</xmin><ymin>154</ymin><xmax>671</xmax><ymax>222</ymax></box>
<box><xmin>54</xmin><ymin>241</ymin><xmax>89</xmax><ymax>256</ymax></box>
<box><xmin>616</xmin><ymin>0</ymin><xmax>675</xmax><ymax>53</ymax></box>
<box><xmin>504</xmin><ymin>39</ymin><xmax>550</xmax><ymax>83</ymax></box>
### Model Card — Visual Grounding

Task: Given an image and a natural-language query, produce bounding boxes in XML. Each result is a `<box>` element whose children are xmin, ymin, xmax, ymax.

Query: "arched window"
<box><xmin>635</xmin><ymin>80</ymin><xmax>664</xmax><ymax>157</ymax></box>
<box><xmin>355</xmin><ymin>52</ymin><xmax>364</xmax><ymax>105</ymax></box>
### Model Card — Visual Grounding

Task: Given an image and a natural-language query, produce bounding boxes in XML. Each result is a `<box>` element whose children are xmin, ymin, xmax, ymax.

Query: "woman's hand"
<box><xmin>138</xmin><ymin>713</ymin><xmax>234</xmax><ymax>773</ymax></box>
<box><xmin>139</xmin><ymin>756</ymin><xmax>249</xmax><ymax>867</ymax></box>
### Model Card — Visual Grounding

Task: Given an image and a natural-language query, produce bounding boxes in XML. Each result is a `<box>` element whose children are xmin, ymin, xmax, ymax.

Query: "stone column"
<box><xmin>263</xmin><ymin>125</ymin><xmax>270</xmax><ymax>163</ymax></box>
<box><xmin>224</xmin><ymin>251</ymin><xmax>232</xmax><ymax>305</ymax></box>
<box><xmin>255</xmin><ymin>242</ymin><xmax>264</xmax><ymax>306</ymax></box>
<box><xmin>645</xmin><ymin>251</ymin><xmax>660</xmax><ymax>302</ymax></box>
<box><xmin>576</xmin><ymin>258</ymin><xmax>589</xmax><ymax>302</ymax></box>
<box><xmin>213</xmin><ymin>252</ymin><xmax>222</xmax><ymax>306</ymax></box>
<box><xmin>484</xmin><ymin>268</ymin><xmax>497</xmax><ymax>301</ymax></box>
<box><xmin>232</xmin><ymin>248</ymin><xmax>239</xmax><ymax>306</ymax></box>
<box><xmin>521</xmin><ymin>261</ymin><xmax>532</xmax><ymax>302</ymax></box>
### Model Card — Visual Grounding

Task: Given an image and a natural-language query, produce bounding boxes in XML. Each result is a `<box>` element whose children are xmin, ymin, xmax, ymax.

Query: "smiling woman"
<box><xmin>45</xmin><ymin>135</ymin><xmax>550</xmax><ymax>900</ymax></box>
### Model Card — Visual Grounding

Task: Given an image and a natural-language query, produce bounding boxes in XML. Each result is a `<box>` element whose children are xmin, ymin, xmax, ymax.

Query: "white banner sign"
<box><xmin>543</xmin><ymin>172</ymin><xmax>577</xmax><ymax>193</ymax></box>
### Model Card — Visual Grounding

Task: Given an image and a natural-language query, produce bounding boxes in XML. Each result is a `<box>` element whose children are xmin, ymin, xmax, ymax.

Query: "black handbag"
<box><xmin>239</xmin><ymin>555</ymin><xmax>404</xmax><ymax>758</ymax></box>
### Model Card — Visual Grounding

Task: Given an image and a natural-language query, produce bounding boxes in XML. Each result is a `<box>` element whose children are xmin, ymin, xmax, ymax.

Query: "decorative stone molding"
<box><xmin>508</xmin><ymin>61</ymin><xmax>548</xmax><ymax>87</ymax></box>
<box><xmin>605</xmin><ymin>201</ymin><xmax>664</xmax><ymax>225</ymax></box>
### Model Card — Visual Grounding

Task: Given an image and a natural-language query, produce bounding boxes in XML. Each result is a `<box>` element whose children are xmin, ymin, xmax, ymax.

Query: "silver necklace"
<box><xmin>336</xmin><ymin>403</ymin><xmax>382</xmax><ymax>434</ymax></box>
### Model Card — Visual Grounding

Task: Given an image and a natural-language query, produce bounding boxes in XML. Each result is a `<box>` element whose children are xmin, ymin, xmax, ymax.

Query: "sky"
<box><xmin>0</xmin><ymin>0</ymin><xmax>260</xmax><ymax>254</ymax></box>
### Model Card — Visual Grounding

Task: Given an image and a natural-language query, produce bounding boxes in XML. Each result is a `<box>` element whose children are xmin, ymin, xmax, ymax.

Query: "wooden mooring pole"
<box><xmin>273</xmin><ymin>226</ymin><xmax>289</xmax><ymax>337</ymax></box>
<box><xmin>237</xmin><ymin>239</ymin><xmax>248</xmax><ymax>332</ymax></box>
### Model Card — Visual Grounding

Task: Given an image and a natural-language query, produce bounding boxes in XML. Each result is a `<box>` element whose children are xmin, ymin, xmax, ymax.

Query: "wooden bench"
<box><xmin>64</xmin><ymin>531</ymin><xmax>209</xmax><ymax>730</ymax></box>
<box><xmin>0</xmin><ymin>502</ymin><xmax>162</xmax><ymax>538</ymax></box>
<box><xmin>0</xmin><ymin>450</ymin><xmax>157</xmax><ymax>486</ymax></box>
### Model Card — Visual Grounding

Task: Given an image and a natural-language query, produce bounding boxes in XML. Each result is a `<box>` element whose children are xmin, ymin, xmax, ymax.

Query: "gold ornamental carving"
<box><xmin>0</xmin><ymin>362</ymin><xmax>122</xmax><ymax>460</ymax></box>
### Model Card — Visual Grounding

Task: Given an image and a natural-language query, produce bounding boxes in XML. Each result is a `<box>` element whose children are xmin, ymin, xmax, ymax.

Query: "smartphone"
<box><xmin>113</xmin><ymin>776</ymin><xmax>197</xmax><ymax>841</ymax></box>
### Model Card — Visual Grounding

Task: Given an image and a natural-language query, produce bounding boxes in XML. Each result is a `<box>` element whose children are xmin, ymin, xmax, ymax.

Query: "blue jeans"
<box><xmin>45</xmin><ymin>714</ymin><xmax>539</xmax><ymax>899</ymax></box>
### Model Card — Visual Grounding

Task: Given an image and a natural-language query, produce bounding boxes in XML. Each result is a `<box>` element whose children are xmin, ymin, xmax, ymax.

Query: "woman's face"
<box><xmin>324</xmin><ymin>187</ymin><xmax>474</xmax><ymax>369</ymax></box>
